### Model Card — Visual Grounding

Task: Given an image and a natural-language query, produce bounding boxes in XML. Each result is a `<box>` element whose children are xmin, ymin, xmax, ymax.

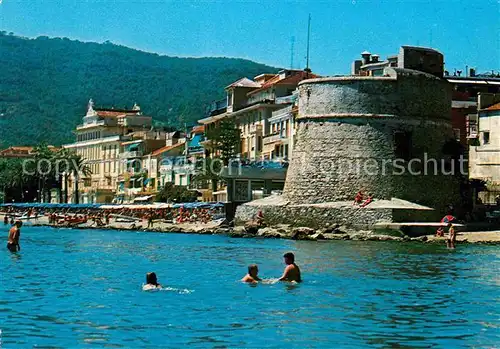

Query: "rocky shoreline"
<box><xmin>25</xmin><ymin>220</ymin><xmax>500</xmax><ymax>245</ymax></box>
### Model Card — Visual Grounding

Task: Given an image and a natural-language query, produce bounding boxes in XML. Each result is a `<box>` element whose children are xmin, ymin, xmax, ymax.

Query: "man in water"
<box><xmin>7</xmin><ymin>220</ymin><xmax>22</xmax><ymax>252</ymax></box>
<box><xmin>241</xmin><ymin>264</ymin><xmax>262</xmax><ymax>284</ymax></box>
<box><xmin>279</xmin><ymin>252</ymin><xmax>301</xmax><ymax>282</ymax></box>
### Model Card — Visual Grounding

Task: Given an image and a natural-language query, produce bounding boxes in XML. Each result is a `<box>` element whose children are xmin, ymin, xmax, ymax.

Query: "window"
<box><xmin>394</xmin><ymin>131</ymin><xmax>412</xmax><ymax>161</ymax></box>
<box><xmin>483</xmin><ymin>131</ymin><xmax>490</xmax><ymax>145</ymax></box>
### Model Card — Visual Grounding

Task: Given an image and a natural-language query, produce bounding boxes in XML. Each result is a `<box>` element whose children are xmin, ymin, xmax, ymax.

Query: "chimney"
<box><xmin>361</xmin><ymin>51</ymin><xmax>371</xmax><ymax>65</ymax></box>
<box><xmin>470</xmin><ymin>68</ymin><xmax>475</xmax><ymax>77</ymax></box>
<box><xmin>371</xmin><ymin>54</ymin><xmax>379</xmax><ymax>63</ymax></box>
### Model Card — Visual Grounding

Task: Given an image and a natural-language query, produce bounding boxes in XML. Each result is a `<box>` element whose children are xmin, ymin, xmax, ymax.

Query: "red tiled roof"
<box><xmin>0</xmin><ymin>145</ymin><xmax>58</xmax><ymax>158</ymax></box>
<box><xmin>485</xmin><ymin>102</ymin><xmax>500</xmax><ymax>111</ymax></box>
<box><xmin>192</xmin><ymin>125</ymin><xmax>205</xmax><ymax>134</ymax></box>
<box><xmin>247</xmin><ymin>71</ymin><xmax>319</xmax><ymax>96</ymax></box>
<box><xmin>151</xmin><ymin>142</ymin><xmax>184</xmax><ymax>157</ymax></box>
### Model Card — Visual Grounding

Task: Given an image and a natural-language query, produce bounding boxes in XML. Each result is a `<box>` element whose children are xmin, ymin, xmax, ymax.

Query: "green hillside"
<box><xmin>0</xmin><ymin>32</ymin><xmax>279</xmax><ymax>147</ymax></box>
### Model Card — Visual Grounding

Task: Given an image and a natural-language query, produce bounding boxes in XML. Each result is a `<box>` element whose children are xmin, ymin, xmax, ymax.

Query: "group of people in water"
<box><xmin>143</xmin><ymin>252</ymin><xmax>301</xmax><ymax>291</ymax></box>
<box><xmin>241</xmin><ymin>252</ymin><xmax>301</xmax><ymax>284</ymax></box>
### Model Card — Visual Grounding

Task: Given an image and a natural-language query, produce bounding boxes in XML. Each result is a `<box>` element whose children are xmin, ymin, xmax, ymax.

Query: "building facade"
<box><xmin>468</xmin><ymin>93</ymin><xmax>500</xmax><ymax>203</ymax></box>
<box><xmin>63</xmin><ymin>100</ymin><xmax>154</xmax><ymax>203</ymax></box>
<box><xmin>199</xmin><ymin>70</ymin><xmax>315</xmax><ymax>161</ymax></box>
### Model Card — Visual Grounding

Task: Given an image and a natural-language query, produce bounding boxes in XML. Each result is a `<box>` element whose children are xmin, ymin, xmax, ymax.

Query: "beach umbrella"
<box><xmin>441</xmin><ymin>215</ymin><xmax>457</xmax><ymax>223</ymax></box>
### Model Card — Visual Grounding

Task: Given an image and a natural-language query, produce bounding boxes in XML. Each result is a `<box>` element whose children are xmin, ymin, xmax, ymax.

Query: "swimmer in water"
<box><xmin>241</xmin><ymin>264</ymin><xmax>262</xmax><ymax>284</ymax></box>
<box><xmin>278</xmin><ymin>252</ymin><xmax>301</xmax><ymax>283</ymax></box>
<box><xmin>143</xmin><ymin>272</ymin><xmax>162</xmax><ymax>291</ymax></box>
<box><xmin>7</xmin><ymin>220</ymin><xmax>22</xmax><ymax>252</ymax></box>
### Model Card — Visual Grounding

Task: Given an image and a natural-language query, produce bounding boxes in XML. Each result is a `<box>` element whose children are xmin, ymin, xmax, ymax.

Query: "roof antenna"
<box><xmin>305</xmin><ymin>14</ymin><xmax>311</xmax><ymax>73</ymax></box>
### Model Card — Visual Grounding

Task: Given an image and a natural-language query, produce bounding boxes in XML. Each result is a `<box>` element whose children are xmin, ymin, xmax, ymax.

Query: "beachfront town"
<box><xmin>1</xmin><ymin>45</ymin><xmax>500</xmax><ymax>223</ymax></box>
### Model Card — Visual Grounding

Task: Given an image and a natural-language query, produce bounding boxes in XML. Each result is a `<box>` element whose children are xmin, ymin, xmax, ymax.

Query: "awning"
<box><xmin>121</xmin><ymin>140</ymin><xmax>143</xmax><ymax>146</ymax></box>
<box><xmin>126</xmin><ymin>143</ymin><xmax>140</xmax><ymax>151</ymax></box>
<box><xmin>133</xmin><ymin>195</ymin><xmax>153</xmax><ymax>202</ymax></box>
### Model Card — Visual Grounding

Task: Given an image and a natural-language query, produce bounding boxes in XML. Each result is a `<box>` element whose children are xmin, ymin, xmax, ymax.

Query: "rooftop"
<box><xmin>151</xmin><ymin>142</ymin><xmax>184</xmax><ymax>157</ymax></box>
<box><xmin>0</xmin><ymin>145</ymin><xmax>58</xmax><ymax>158</ymax></box>
<box><xmin>191</xmin><ymin>125</ymin><xmax>205</xmax><ymax>134</ymax></box>
<box><xmin>247</xmin><ymin>70</ymin><xmax>318</xmax><ymax>96</ymax></box>
<box><xmin>484</xmin><ymin>102</ymin><xmax>500</xmax><ymax>111</ymax></box>
<box><xmin>225</xmin><ymin>77</ymin><xmax>261</xmax><ymax>89</ymax></box>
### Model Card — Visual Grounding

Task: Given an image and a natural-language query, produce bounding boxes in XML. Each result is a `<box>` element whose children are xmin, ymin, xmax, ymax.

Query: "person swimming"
<box><xmin>7</xmin><ymin>220</ymin><xmax>22</xmax><ymax>252</ymax></box>
<box><xmin>143</xmin><ymin>272</ymin><xmax>162</xmax><ymax>290</ymax></box>
<box><xmin>241</xmin><ymin>264</ymin><xmax>262</xmax><ymax>284</ymax></box>
<box><xmin>278</xmin><ymin>252</ymin><xmax>301</xmax><ymax>283</ymax></box>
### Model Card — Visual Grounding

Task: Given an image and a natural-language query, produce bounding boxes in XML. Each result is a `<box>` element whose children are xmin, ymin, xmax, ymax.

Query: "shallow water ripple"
<box><xmin>1</xmin><ymin>226</ymin><xmax>499</xmax><ymax>348</ymax></box>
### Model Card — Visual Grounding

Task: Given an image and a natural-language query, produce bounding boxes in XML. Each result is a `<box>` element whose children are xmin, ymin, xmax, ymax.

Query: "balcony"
<box><xmin>206</xmin><ymin>98</ymin><xmax>228</xmax><ymax>117</ymax></box>
<box><xmin>249</xmin><ymin>124</ymin><xmax>263</xmax><ymax>134</ymax></box>
<box><xmin>263</xmin><ymin>133</ymin><xmax>288</xmax><ymax>145</ymax></box>
<box><xmin>159</xmin><ymin>163</ymin><xmax>195</xmax><ymax>174</ymax></box>
<box><xmin>76</xmin><ymin>120</ymin><xmax>106</xmax><ymax>130</ymax></box>
<box><xmin>120</xmin><ymin>150</ymin><xmax>143</xmax><ymax>159</ymax></box>
<box><xmin>275</xmin><ymin>94</ymin><xmax>298</xmax><ymax>105</ymax></box>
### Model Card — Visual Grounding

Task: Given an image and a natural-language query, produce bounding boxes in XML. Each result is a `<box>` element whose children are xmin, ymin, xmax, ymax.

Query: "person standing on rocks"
<box><xmin>279</xmin><ymin>252</ymin><xmax>301</xmax><ymax>283</ymax></box>
<box><xmin>447</xmin><ymin>223</ymin><xmax>456</xmax><ymax>249</ymax></box>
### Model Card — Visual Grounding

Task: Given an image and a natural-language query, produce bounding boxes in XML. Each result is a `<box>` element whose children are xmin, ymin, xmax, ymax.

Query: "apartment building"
<box><xmin>199</xmin><ymin>69</ymin><xmax>315</xmax><ymax>161</ymax></box>
<box><xmin>63</xmin><ymin>99</ymin><xmax>153</xmax><ymax>203</ymax></box>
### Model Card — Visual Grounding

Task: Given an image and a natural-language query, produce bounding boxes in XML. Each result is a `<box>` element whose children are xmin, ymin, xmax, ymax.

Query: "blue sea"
<box><xmin>1</xmin><ymin>226</ymin><xmax>499</xmax><ymax>348</ymax></box>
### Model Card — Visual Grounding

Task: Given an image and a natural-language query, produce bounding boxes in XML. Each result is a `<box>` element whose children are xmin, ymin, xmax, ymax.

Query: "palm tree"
<box><xmin>33</xmin><ymin>144</ymin><xmax>56</xmax><ymax>202</ymax></box>
<box><xmin>52</xmin><ymin>148</ymin><xmax>91</xmax><ymax>204</ymax></box>
<box><xmin>68</xmin><ymin>153</ymin><xmax>91</xmax><ymax>204</ymax></box>
<box><xmin>2</xmin><ymin>158</ymin><xmax>33</xmax><ymax>202</ymax></box>
<box><xmin>53</xmin><ymin>148</ymin><xmax>73</xmax><ymax>203</ymax></box>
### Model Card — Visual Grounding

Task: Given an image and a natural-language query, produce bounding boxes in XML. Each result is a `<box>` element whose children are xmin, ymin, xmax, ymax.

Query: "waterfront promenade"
<box><xmin>2</xmin><ymin>213</ymin><xmax>500</xmax><ymax>244</ymax></box>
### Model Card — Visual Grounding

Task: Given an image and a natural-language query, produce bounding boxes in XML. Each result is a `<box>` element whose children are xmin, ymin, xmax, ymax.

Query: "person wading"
<box><xmin>7</xmin><ymin>220</ymin><xmax>22</xmax><ymax>252</ymax></box>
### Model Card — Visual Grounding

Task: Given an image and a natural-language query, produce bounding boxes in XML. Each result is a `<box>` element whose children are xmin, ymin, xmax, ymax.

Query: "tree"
<box><xmin>55</xmin><ymin>149</ymin><xmax>91</xmax><ymax>204</ymax></box>
<box><xmin>207</xmin><ymin>119</ymin><xmax>241</xmax><ymax>166</ymax></box>
<box><xmin>155</xmin><ymin>182</ymin><xmax>197</xmax><ymax>203</ymax></box>
<box><xmin>192</xmin><ymin>157</ymin><xmax>223</xmax><ymax>193</ymax></box>
<box><xmin>33</xmin><ymin>144</ymin><xmax>57</xmax><ymax>202</ymax></box>
<box><xmin>0</xmin><ymin>33</ymin><xmax>278</xmax><ymax>148</ymax></box>
<box><xmin>193</xmin><ymin>119</ymin><xmax>240</xmax><ymax>193</ymax></box>
<box><xmin>0</xmin><ymin>158</ymin><xmax>36</xmax><ymax>202</ymax></box>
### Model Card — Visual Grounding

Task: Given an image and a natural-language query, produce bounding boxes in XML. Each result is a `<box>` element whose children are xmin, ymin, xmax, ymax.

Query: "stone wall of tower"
<box><xmin>283</xmin><ymin>68</ymin><xmax>461</xmax><ymax>212</ymax></box>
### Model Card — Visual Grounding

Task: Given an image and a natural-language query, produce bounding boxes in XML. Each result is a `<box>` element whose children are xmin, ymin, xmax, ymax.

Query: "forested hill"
<box><xmin>0</xmin><ymin>32</ymin><xmax>279</xmax><ymax>147</ymax></box>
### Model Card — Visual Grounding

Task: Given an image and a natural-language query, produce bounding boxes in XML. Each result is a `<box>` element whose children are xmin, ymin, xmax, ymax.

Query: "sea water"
<box><xmin>0</xmin><ymin>226</ymin><xmax>499</xmax><ymax>348</ymax></box>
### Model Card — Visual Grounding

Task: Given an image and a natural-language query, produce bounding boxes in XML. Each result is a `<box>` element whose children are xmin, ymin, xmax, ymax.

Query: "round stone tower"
<box><xmin>283</xmin><ymin>67</ymin><xmax>461</xmax><ymax>211</ymax></box>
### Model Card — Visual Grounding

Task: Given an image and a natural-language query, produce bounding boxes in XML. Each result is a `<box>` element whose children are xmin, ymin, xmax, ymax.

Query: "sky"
<box><xmin>0</xmin><ymin>0</ymin><xmax>499</xmax><ymax>75</ymax></box>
